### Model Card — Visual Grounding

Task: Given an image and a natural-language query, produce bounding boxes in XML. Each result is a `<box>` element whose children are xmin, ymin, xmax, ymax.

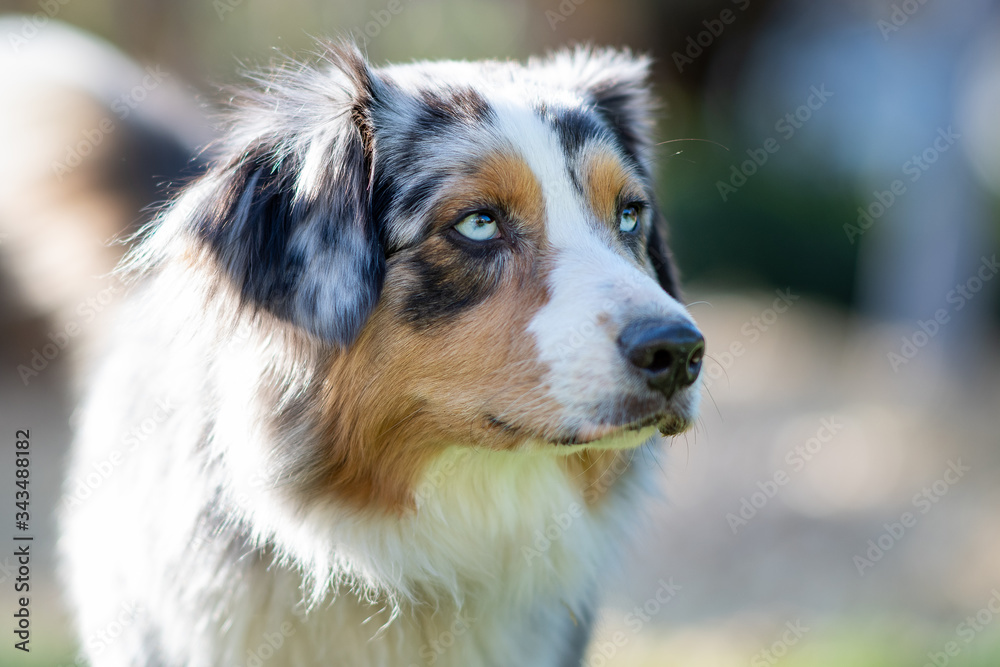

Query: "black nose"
<box><xmin>618</xmin><ymin>318</ymin><xmax>705</xmax><ymax>397</ymax></box>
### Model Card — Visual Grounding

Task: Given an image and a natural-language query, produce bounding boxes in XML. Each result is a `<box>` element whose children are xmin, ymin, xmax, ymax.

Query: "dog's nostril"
<box><xmin>685</xmin><ymin>341</ymin><xmax>705</xmax><ymax>383</ymax></box>
<box><xmin>647</xmin><ymin>349</ymin><xmax>675</xmax><ymax>374</ymax></box>
<box><xmin>618</xmin><ymin>318</ymin><xmax>705</xmax><ymax>398</ymax></box>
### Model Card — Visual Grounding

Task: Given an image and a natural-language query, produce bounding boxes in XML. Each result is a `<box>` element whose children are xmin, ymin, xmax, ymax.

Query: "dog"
<box><xmin>60</xmin><ymin>42</ymin><xmax>704</xmax><ymax>667</ymax></box>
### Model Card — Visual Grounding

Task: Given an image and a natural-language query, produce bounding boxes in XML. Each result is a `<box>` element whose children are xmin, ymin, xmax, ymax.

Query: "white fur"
<box><xmin>61</xmin><ymin>256</ymin><xmax>662</xmax><ymax>666</ymax></box>
<box><xmin>61</xmin><ymin>45</ymin><xmax>696</xmax><ymax>667</ymax></box>
<box><xmin>489</xmin><ymin>103</ymin><xmax>701</xmax><ymax>430</ymax></box>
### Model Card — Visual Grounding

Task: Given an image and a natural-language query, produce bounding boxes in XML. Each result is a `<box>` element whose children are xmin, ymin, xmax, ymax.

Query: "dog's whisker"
<box><xmin>703</xmin><ymin>384</ymin><xmax>724</xmax><ymax>423</ymax></box>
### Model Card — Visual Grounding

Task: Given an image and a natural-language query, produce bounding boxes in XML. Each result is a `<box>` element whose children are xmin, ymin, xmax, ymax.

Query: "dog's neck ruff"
<box><xmin>257</xmin><ymin>441</ymin><xmax>656</xmax><ymax>613</ymax></box>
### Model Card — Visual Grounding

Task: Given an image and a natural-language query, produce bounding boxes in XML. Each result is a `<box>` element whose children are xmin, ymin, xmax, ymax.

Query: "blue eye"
<box><xmin>454</xmin><ymin>212</ymin><xmax>499</xmax><ymax>241</ymax></box>
<box><xmin>619</xmin><ymin>204</ymin><xmax>641</xmax><ymax>233</ymax></box>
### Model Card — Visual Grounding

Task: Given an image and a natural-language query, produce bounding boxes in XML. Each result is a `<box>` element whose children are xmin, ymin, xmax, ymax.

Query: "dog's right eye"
<box><xmin>618</xmin><ymin>204</ymin><xmax>640</xmax><ymax>233</ymax></box>
<box><xmin>454</xmin><ymin>212</ymin><xmax>499</xmax><ymax>241</ymax></box>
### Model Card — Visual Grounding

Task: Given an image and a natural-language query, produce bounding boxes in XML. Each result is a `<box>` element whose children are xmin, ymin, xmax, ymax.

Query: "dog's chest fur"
<box><xmin>64</xmin><ymin>313</ymin><xmax>656</xmax><ymax>666</ymax></box>
<box><xmin>70</xmin><ymin>384</ymin><xmax>653</xmax><ymax>666</ymax></box>
<box><xmin>206</xmin><ymin>448</ymin><xmax>649</xmax><ymax>667</ymax></box>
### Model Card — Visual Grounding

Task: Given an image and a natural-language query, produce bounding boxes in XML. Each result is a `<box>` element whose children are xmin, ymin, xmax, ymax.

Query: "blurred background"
<box><xmin>0</xmin><ymin>0</ymin><xmax>999</xmax><ymax>665</ymax></box>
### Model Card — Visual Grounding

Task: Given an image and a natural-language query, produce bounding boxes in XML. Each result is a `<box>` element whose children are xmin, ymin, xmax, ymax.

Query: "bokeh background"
<box><xmin>1</xmin><ymin>0</ymin><xmax>999</xmax><ymax>665</ymax></box>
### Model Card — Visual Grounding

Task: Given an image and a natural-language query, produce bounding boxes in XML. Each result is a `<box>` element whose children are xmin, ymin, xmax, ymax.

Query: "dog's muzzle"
<box><xmin>617</xmin><ymin>317</ymin><xmax>705</xmax><ymax>398</ymax></box>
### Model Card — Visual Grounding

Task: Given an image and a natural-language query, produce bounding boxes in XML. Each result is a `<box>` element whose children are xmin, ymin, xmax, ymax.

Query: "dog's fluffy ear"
<box><xmin>192</xmin><ymin>44</ymin><xmax>384</xmax><ymax>347</ymax></box>
<box><xmin>542</xmin><ymin>46</ymin><xmax>657</xmax><ymax>175</ymax></box>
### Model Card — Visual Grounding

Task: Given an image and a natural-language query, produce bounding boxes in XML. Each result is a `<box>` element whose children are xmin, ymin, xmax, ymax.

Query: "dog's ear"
<box><xmin>192</xmin><ymin>44</ymin><xmax>384</xmax><ymax>347</ymax></box>
<box><xmin>544</xmin><ymin>46</ymin><xmax>657</xmax><ymax>176</ymax></box>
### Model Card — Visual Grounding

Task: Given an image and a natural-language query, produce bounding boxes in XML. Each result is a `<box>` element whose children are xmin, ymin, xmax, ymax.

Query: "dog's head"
<box><xmin>183</xmin><ymin>44</ymin><xmax>703</xmax><ymax>507</ymax></box>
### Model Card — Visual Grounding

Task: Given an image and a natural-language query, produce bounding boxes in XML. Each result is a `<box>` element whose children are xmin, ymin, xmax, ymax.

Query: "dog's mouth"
<box><xmin>487</xmin><ymin>411</ymin><xmax>690</xmax><ymax>447</ymax></box>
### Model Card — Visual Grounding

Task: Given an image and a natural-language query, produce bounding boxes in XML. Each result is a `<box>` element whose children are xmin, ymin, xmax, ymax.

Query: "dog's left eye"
<box><xmin>619</xmin><ymin>204</ymin><xmax>641</xmax><ymax>233</ymax></box>
<box><xmin>454</xmin><ymin>212</ymin><xmax>499</xmax><ymax>241</ymax></box>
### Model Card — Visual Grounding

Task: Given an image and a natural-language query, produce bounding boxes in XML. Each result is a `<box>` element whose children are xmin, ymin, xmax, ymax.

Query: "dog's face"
<box><xmin>188</xmin><ymin>45</ymin><xmax>703</xmax><ymax>507</ymax></box>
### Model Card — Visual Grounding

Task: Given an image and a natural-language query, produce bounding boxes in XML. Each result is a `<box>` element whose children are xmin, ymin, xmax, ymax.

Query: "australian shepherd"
<box><xmin>61</xmin><ymin>42</ymin><xmax>704</xmax><ymax>667</ymax></box>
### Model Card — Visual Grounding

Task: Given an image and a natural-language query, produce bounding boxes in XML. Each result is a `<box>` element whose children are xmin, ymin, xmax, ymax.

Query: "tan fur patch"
<box><xmin>312</xmin><ymin>150</ymin><xmax>570</xmax><ymax>512</ymax></box>
<box><xmin>431</xmin><ymin>151</ymin><xmax>545</xmax><ymax>234</ymax></box>
<box><xmin>583</xmin><ymin>148</ymin><xmax>646</xmax><ymax>230</ymax></box>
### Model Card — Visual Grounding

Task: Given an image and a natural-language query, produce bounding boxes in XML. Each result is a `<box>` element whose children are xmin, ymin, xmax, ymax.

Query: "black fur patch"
<box><xmin>401</xmin><ymin>86</ymin><xmax>493</xmax><ymax>157</ymax></box>
<box><xmin>397</xmin><ymin>170</ymin><xmax>449</xmax><ymax>218</ymax></box>
<box><xmin>390</xmin><ymin>87</ymin><xmax>495</xmax><ymax>218</ymax></box>
<box><xmin>195</xmin><ymin>150</ymin><xmax>303</xmax><ymax>306</ymax></box>
<box><xmin>647</xmin><ymin>215</ymin><xmax>681</xmax><ymax>298</ymax></box>
<box><xmin>192</xmin><ymin>46</ymin><xmax>386</xmax><ymax>347</ymax></box>
<box><xmin>397</xmin><ymin>238</ymin><xmax>506</xmax><ymax>327</ymax></box>
<box><xmin>371</xmin><ymin>166</ymin><xmax>398</xmax><ymax>246</ymax></box>
<box><xmin>589</xmin><ymin>83</ymin><xmax>650</xmax><ymax>178</ymax></box>
<box><xmin>548</xmin><ymin>107</ymin><xmax>607</xmax><ymax>158</ymax></box>
<box><xmin>419</xmin><ymin>86</ymin><xmax>493</xmax><ymax>124</ymax></box>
